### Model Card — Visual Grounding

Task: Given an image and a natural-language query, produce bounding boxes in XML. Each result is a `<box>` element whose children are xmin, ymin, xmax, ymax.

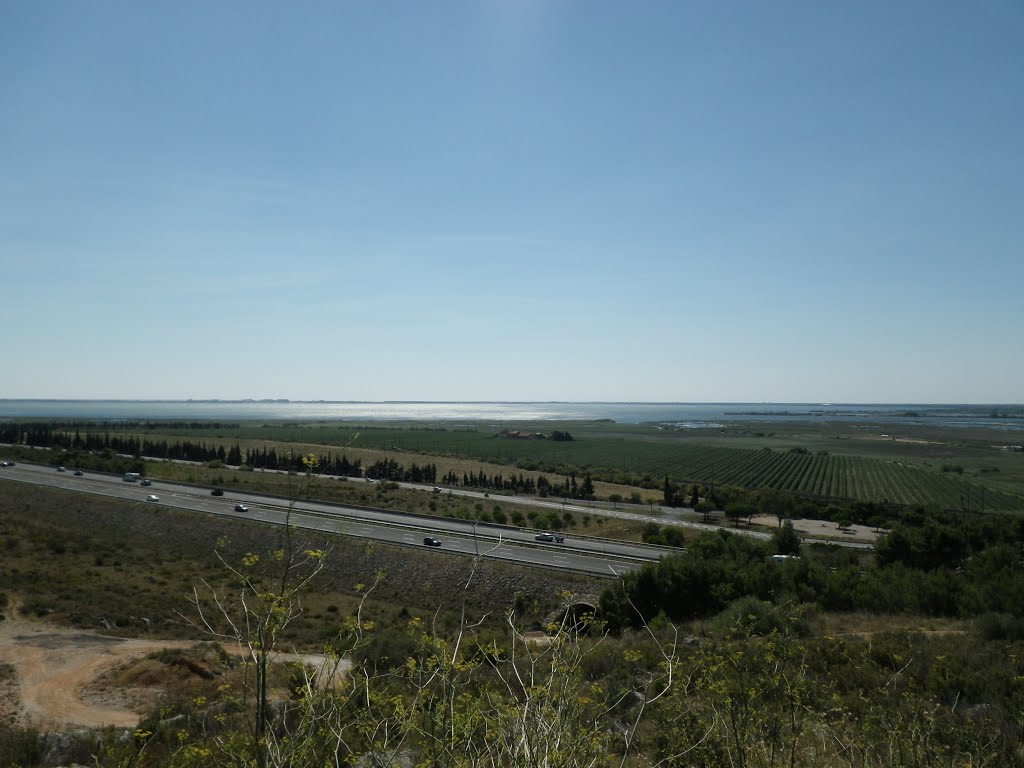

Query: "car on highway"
<box><xmin>146</xmin><ymin>494</ymin><xmax>159</xmax><ymax>502</ymax></box>
<box><xmin>432</xmin><ymin>486</ymin><xmax>442</xmax><ymax>493</ymax></box>
<box><xmin>57</xmin><ymin>466</ymin><xmax>66</xmax><ymax>472</ymax></box>
<box><xmin>74</xmin><ymin>470</ymin><xmax>83</xmax><ymax>476</ymax></box>
<box><xmin>211</xmin><ymin>488</ymin><xmax>224</xmax><ymax>496</ymax></box>
<box><xmin>535</xmin><ymin>533</ymin><xmax>565</xmax><ymax>543</ymax></box>
<box><xmin>0</xmin><ymin>461</ymin><xmax>14</xmax><ymax>467</ymax></box>
<box><xmin>422</xmin><ymin>537</ymin><xmax>442</xmax><ymax>547</ymax></box>
<box><xmin>140</xmin><ymin>479</ymin><xmax>152</xmax><ymax>486</ymax></box>
<box><xmin>235</xmin><ymin>504</ymin><xmax>249</xmax><ymax>513</ymax></box>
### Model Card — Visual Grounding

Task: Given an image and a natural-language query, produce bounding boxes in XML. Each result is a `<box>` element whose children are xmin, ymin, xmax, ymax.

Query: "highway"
<box><xmin>0</xmin><ymin>462</ymin><xmax>671</xmax><ymax>578</ymax></box>
<box><xmin>374</xmin><ymin>477</ymin><xmax>876</xmax><ymax>550</ymax></box>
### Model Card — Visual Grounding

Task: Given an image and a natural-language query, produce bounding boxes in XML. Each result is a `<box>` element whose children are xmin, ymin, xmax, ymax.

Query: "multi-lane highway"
<box><xmin>0</xmin><ymin>462</ymin><xmax>671</xmax><ymax>578</ymax></box>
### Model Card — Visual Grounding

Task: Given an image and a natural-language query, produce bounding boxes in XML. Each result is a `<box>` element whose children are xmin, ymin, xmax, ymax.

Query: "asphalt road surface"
<box><xmin>1</xmin><ymin>462</ymin><xmax>668</xmax><ymax>578</ymax></box>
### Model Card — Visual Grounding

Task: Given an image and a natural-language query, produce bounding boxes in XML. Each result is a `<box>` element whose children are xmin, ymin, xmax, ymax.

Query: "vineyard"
<box><xmin>635</xmin><ymin>445</ymin><xmax>1023</xmax><ymax>512</ymax></box>
<box><xmin>243</xmin><ymin>427</ymin><xmax>1019</xmax><ymax>511</ymax></box>
<box><xmin>31</xmin><ymin>421</ymin><xmax>1024</xmax><ymax>512</ymax></box>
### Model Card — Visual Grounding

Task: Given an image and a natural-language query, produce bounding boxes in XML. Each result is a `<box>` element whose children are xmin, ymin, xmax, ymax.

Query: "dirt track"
<box><xmin>0</xmin><ymin>600</ymin><xmax>199</xmax><ymax>731</ymax></box>
<box><xmin>0</xmin><ymin>600</ymin><xmax>344</xmax><ymax>732</ymax></box>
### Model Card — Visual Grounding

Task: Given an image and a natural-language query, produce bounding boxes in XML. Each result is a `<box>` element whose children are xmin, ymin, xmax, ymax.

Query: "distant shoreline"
<box><xmin>2</xmin><ymin>399</ymin><xmax>1019</xmax><ymax>407</ymax></box>
<box><xmin>0</xmin><ymin>400</ymin><xmax>1021</xmax><ymax>429</ymax></box>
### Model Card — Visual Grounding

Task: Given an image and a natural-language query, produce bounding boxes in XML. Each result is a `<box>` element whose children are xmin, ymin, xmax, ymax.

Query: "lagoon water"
<box><xmin>0</xmin><ymin>400</ymin><xmax>1021</xmax><ymax>429</ymax></box>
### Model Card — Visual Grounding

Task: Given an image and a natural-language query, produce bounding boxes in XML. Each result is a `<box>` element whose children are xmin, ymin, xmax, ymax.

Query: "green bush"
<box><xmin>975</xmin><ymin>612</ymin><xmax>1024</xmax><ymax>641</ymax></box>
<box><xmin>712</xmin><ymin>597</ymin><xmax>810</xmax><ymax>639</ymax></box>
<box><xmin>0</xmin><ymin>724</ymin><xmax>43</xmax><ymax>767</ymax></box>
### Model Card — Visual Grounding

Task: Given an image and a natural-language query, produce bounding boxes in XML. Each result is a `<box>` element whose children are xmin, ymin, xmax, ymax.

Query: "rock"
<box><xmin>42</xmin><ymin>730</ymin><xmax>93</xmax><ymax>766</ymax></box>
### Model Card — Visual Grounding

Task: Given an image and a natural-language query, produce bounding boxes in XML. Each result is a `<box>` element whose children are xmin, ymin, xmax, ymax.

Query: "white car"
<box><xmin>235</xmin><ymin>504</ymin><xmax>249</xmax><ymax>513</ymax></box>
<box><xmin>146</xmin><ymin>494</ymin><xmax>159</xmax><ymax>502</ymax></box>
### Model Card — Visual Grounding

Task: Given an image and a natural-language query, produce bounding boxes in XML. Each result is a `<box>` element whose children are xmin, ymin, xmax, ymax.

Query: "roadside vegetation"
<box><xmin>1</xmin><ymin>417</ymin><xmax>1023</xmax><ymax>766</ymax></box>
<box><xmin>2</xmin><ymin>480</ymin><xmax>1023</xmax><ymax>766</ymax></box>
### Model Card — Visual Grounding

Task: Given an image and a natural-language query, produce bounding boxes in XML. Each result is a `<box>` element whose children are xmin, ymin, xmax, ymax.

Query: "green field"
<box><xmin>7</xmin><ymin>415</ymin><xmax>1024</xmax><ymax>512</ymax></box>
<box><xmin>113</xmin><ymin>419</ymin><xmax>1024</xmax><ymax>511</ymax></box>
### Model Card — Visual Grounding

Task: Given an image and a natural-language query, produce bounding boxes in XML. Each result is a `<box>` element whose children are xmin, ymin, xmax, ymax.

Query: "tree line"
<box><xmin>2</xmin><ymin>423</ymin><xmax>603</xmax><ymax>498</ymax></box>
<box><xmin>602</xmin><ymin>504</ymin><xmax>1024</xmax><ymax>631</ymax></box>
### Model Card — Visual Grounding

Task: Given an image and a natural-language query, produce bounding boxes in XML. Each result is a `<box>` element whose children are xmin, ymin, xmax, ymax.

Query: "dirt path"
<box><xmin>0</xmin><ymin>599</ymin><xmax>198</xmax><ymax>731</ymax></box>
<box><xmin>0</xmin><ymin>599</ymin><xmax>346</xmax><ymax>732</ymax></box>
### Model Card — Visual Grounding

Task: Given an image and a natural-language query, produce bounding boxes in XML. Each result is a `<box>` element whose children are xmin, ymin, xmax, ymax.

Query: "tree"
<box><xmin>578</xmin><ymin>473</ymin><xmax>595</xmax><ymax>500</ymax></box>
<box><xmin>663</xmin><ymin>475</ymin><xmax>676</xmax><ymax>507</ymax></box>
<box><xmin>758</xmin><ymin>488</ymin><xmax>793</xmax><ymax>527</ymax></box>
<box><xmin>725</xmin><ymin>502</ymin><xmax>753</xmax><ymax>528</ymax></box>
<box><xmin>696</xmin><ymin>500</ymin><xmax>715</xmax><ymax>524</ymax></box>
<box><xmin>771</xmin><ymin>520</ymin><xmax>801</xmax><ymax>556</ymax></box>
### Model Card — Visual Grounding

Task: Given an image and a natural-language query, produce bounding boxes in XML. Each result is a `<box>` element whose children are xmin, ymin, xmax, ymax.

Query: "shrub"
<box><xmin>712</xmin><ymin>597</ymin><xmax>810</xmax><ymax>639</ymax></box>
<box><xmin>975</xmin><ymin>612</ymin><xmax>1024</xmax><ymax>642</ymax></box>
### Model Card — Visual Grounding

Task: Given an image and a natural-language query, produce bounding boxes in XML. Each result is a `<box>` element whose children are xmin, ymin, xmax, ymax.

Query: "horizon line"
<box><xmin>1</xmin><ymin>398</ymin><xmax>1021</xmax><ymax>407</ymax></box>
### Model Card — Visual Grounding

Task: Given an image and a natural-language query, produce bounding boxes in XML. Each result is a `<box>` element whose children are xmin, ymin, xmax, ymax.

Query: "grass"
<box><xmin>0</xmin><ymin>482</ymin><xmax>601</xmax><ymax>645</ymax></box>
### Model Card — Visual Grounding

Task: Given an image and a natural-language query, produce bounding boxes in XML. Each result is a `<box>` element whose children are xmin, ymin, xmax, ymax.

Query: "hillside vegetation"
<box><xmin>2</xmin><ymin>417</ymin><xmax>1024</xmax><ymax>766</ymax></box>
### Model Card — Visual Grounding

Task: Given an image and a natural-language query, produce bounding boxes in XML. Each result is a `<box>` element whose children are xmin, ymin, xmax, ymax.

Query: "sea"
<box><xmin>0</xmin><ymin>400</ymin><xmax>1022</xmax><ymax>430</ymax></box>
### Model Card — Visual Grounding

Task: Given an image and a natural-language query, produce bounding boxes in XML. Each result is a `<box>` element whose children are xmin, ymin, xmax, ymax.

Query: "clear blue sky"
<box><xmin>1</xmin><ymin>1</ymin><xmax>1021</xmax><ymax>403</ymax></box>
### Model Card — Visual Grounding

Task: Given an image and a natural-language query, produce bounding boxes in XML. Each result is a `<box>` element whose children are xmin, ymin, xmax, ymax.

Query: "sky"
<box><xmin>1</xmin><ymin>1</ymin><xmax>1021</xmax><ymax>403</ymax></box>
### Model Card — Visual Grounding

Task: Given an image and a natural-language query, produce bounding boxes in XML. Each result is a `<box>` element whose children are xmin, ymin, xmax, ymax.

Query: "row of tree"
<box><xmin>3</xmin><ymin>423</ymin><xmax>608</xmax><ymax>499</ymax></box>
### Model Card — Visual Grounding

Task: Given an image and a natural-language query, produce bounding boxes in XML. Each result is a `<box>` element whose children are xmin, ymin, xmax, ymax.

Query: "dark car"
<box><xmin>1</xmin><ymin>461</ymin><xmax>14</xmax><ymax>467</ymax></box>
<box><xmin>422</xmin><ymin>537</ymin><xmax>442</xmax><ymax>547</ymax></box>
<box><xmin>211</xmin><ymin>488</ymin><xmax>224</xmax><ymax>496</ymax></box>
<box><xmin>235</xmin><ymin>504</ymin><xmax>249</xmax><ymax>513</ymax></box>
<box><xmin>74</xmin><ymin>470</ymin><xmax>84</xmax><ymax>476</ymax></box>
<box><xmin>535</xmin><ymin>533</ymin><xmax>565</xmax><ymax>543</ymax></box>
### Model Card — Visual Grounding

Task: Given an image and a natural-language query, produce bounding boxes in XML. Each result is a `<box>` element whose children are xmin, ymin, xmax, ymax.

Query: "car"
<box><xmin>432</xmin><ymin>486</ymin><xmax>442</xmax><ymax>493</ymax></box>
<box><xmin>0</xmin><ymin>461</ymin><xmax>13</xmax><ymax>467</ymax></box>
<box><xmin>57</xmin><ymin>466</ymin><xmax>66</xmax><ymax>472</ymax></box>
<box><xmin>140</xmin><ymin>479</ymin><xmax>152</xmax><ymax>486</ymax></box>
<box><xmin>422</xmin><ymin>537</ymin><xmax>442</xmax><ymax>547</ymax></box>
<box><xmin>211</xmin><ymin>488</ymin><xmax>224</xmax><ymax>496</ymax></box>
<box><xmin>534</xmin><ymin>533</ymin><xmax>565</xmax><ymax>544</ymax></box>
<box><xmin>74</xmin><ymin>470</ymin><xmax>83</xmax><ymax>476</ymax></box>
<box><xmin>235</xmin><ymin>504</ymin><xmax>249</xmax><ymax>513</ymax></box>
<box><xmin>146</xmin><ymin>494</ymin><xmax>159</xmax><ymax>502</ymax></box>
<box><xmin>365</xmin><ymin>478</ymin><xmax>375</xmax><ymax>483</ymax></box>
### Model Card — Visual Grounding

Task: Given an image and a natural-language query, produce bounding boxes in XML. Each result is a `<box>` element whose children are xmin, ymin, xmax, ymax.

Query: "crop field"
<box><xmin>19</xmin><ymin>414</ymin><xmax>1021</xmax><ymax>512</ymax></box>
<box><xmin>108</xmin><ymin>421</ymin><xmax>1024</xmax><ymax>512</ymax></box>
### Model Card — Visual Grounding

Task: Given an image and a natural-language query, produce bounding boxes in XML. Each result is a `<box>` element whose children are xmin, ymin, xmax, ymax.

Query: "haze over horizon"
<box><xmin>1</xmin><ymin>397</ymin><xmax>1022</xmax><ymax>407</ymax></box>
<box><xmin>2</xmin><ymin>2</ymin><xmax>1021</xmax><ymax>403</ymax></box>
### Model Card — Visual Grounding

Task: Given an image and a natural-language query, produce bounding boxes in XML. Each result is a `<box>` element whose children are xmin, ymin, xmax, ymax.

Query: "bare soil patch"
<box><xmin>0</xmin><ymin>597</ymin><xmax>347</xmax><ymax>732</ymax></box>
<box><xmin>748</xmin><ymin>515</ymin><xmax>882</xmax><ymax>542</ymax></box>
<box><xmin>0</xmin><ymin>597</ymin><xmax>198</xmax><ymax>731</ymax></box>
